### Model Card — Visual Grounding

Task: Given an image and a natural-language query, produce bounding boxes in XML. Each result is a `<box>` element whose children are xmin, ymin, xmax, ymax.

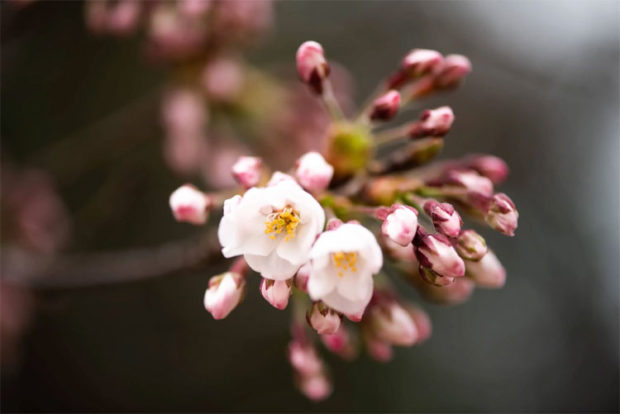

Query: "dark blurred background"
<box><xmin>1</xmin><ymin>1</ymin><xmax>619</xmax><ymax>412</ymax></box>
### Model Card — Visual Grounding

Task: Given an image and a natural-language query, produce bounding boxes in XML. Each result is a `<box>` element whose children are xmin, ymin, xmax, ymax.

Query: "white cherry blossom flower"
<box><xmin>218</xmin><ymin>180</ymin><xmax>325</xmax><ymax>280</ymax></box>
<box><xmin>307</xmin><ymin>223</ymin><xmax>383</xmax><ymax>316</ymax></box>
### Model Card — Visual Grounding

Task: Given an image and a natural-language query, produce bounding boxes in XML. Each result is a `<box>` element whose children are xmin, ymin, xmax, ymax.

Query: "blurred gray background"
<box><xmin>2</xmin><ymin>0</ymin><xmax>619</xmax><ymax>412</ymax></box>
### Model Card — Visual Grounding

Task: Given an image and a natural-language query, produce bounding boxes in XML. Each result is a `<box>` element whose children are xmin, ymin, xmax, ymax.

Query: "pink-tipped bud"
<box><xmin>295</xmin><ymin>263</ymin><xmax>311</xmax><ymax>292</ymax></box>
<box><xmin>412</xmin><ymin>274</ymin><xmax>475</xmax><ymax>305</ymax></box>
<box><xmin>203</xmin><ymin>272</ymin><xmax>245</xmax><ymax>320</ymax></box>
<box><xmin>364</xmin><ymin>335</ymin><xmax>393</xmax><ymax>362</ymax></box>
<box><xmin>381</xmin><ymin>204</ymin><xmax>419</xmax><ymax>247</ymax></box>
<box><xmin>288</xmin><ymin>340</ymin><xmax>323</xmax><ymax>377</ymax></box>
<box><xmin>414</xmin><ymin>230</ymin><xmax>466</xmax><ymax>278</ymax></box>
<box><xmin>466</xmin><ymin>250</ymin><xmax>506</xmax><ymax>288</ymax></box>
<box><xmin>466</xmin><ymin>155</ymin><xmax>509</xmax><ymax>185</ymax></box>
<box><xmin>402</xmin><ymin>49</ymin><xmax>443</xmax><ymax>77</ymax></box>
<box><xmin>367</xmin><ymin>300</ymin><xmax>418</xmax><ymax>346</ymax></box>
<box><xmin>169</xmin><ymin>184</ymin><xmax>212</xmax><ymax>225</ymax></box>
<box><xmin>296</xmin><ymin>41</ymin><xmax>330</xmax><ymax>94</ymax></box>
<box><xmin>267</xmin><ymin>171</ymin><xmax>296</xmax><ymax>187</ymax></box>
<box><xmin>231</xmin><ymin>156</ymin><xmax>262</xmax><ymax>188</ymax></box>
<box><xmin>326</xmin><ymin>218</ymin><xmax>343</xmax><ymax>231</ymax></box>
<box><xmin>456</xmin><ymin>230</ymin><xmax>487</xmax><ymax>261</ymax></box>
<box><xmin>307</xmin><ymin>302</ymin><xmax>341</xmax><ymax>335</ymax></box>
<box><xmin>162</xmin><ymin>89</ymin><xmax>207</xmax><ymax>135</ymax></box>
<box><xmin>409</xmin><ymin>106</ymin><xmax>455</xmax><ymax>138</ymax></box>
<box><xmin>433</xmin><ymin>54</ymin><xmax>472</xmax><ymax>89</ymax></box>
<box><xmin>295</xmin><ymin>152</ymin><xmax>334</xmax><ymax>193</ymax></box>
<box><xmin>179</xmin><ymin>0</ymin><xmax>212</xmax><ymax>17</ymax></box>
<box><xmin>407</xmin><ymin>306</ymin><xmax>432</xmax><ymax>343</ymax></box>
<box><xmin>369</xmin><ymin>90</ymin><xmax>401</xmax><ymax>121</ymax></box>
<box><xmin>202</xmin><ymin>56</ymin><xmax>244</xmax><ymax>102</ymax></box>
<box><xmin>382</xmin><ymin>235</ymin><xmax>416</xmax><ymax>262</ymax></box>
<box><xmin>418</xmin><ymin>266</ymin><xmax>455</xmax><ymax>286</ymax></box>
<box><xmin>299</xmin><ymin>372</ymin><xmax>332</xmax><ymax>402</ymax></box>
<box><xmin>260</xmin><ymin>278</ymin><xmax>292</xmax><ymax>310</ymax></box>
<box><xmin>321</xmin><ymin>324</ymin><xmax>357</xmax><ymax>360</ymax></box>
<box><xmin>485</xmin><ymin>193</ymin><xmax>518</xmax><ymax>236</ymax></box>
<box><xmin>445</xmin><ymin>169</ymin><xmax>494</xmax><ymax>196</ymax></box>
<box><xmin>424</xmin><ymin>200</ymin><xmax>463</xmax><ymax>238</ymax></box>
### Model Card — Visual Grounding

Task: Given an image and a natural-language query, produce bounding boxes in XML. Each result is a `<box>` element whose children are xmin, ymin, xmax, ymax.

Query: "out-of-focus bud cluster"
<box><xmin>86</xmin><ymin>0</ymin><xmax>273</xmax><ymax>60</ymax></box>
<box><xmin>167</xmin><ymin>40</ymin><xmax>518</xmax><ymax>402</ymax></box>
<box><xmin>1</xmin><ymin>166</ymin><xmax>70</xmax><ymax>254</ymax></box>
<box><xmin>288</xmin><ymin>338</ymin><xmax>332</xmax><ymax>401</ymax></box>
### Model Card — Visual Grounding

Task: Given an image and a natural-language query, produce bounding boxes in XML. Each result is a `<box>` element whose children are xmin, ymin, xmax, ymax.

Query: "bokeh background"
<box><xmin>1</xmin><ymin>0</ymin><xmax>619</xmax><ymax>412</ymax></box>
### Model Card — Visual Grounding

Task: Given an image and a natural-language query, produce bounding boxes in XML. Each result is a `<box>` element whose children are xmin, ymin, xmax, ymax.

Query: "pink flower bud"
<box><xmin>466</xmin><ymin>155</ymin><xmax>509</xmax><ymax>185</ymax></box>
<box><xmin>412</xmin><ymin>274</ymin><xmax>475</xmax><ymax>305</ymax></box>
<box><xmin>369</xmin><ymin>90</ymin><xmax>401</xmax><ymax>121</ymax></box>
<box><xmin>407</xmin><ymin>306</ymin><xmax>432</xmax><ymax>343</ymax></box>
<box><xmin>382</xmin><ymin>235</ymin><xmax>416</xmax><ymax>262</ymax></box>
<box><xmin>364</xmin><ymin>335</ymin><xmax>393</xmax><ymax>362</ymax></box>
<box><xmin>321</xmin><ymin>324</ymin><xmax>357</xmax><ymax>360</ymax></box>
<box><xmin>414</xmin><ymin>231</ymin><xmax>466</xmax><ymax>278</ymax></box>
<box><xmin>169</xmin><ymin>184</ymin><xmax>212</xmax><ymax>225</ymax></box>
<box><xmin>381</xmin><ymin>204</ymin><xmax>419</xmax><ymax>247</ymax></box>
<box><xmin>295</xmin><ymin>264</ymin><xmax>311</xmax><ymax>292</ymax></box>
<box><xmin>267</xmin><ymin>171</ymin><xmax>296</xmax><ymax>187</ymax></box>
<box><xmin>409</xmin><ymin>106</ymin><xmax>455</xmax><ymax>138</ymax></box>
<box><xmin>162</xmin><ymin>89</ymin><xmax>207</xmax><ymax>135</ymax></box>
<box><xmin>296</xmin><ymin>41</ymin><xmax>330</xmax><ymax>94</ymax></box>
<box><xmin>307</xmin><ymin>302</ymin><xmax>341</xmax><ymax>335</ymax></box>
<box><xmin>231</xmin><ymin>156</ymin><xmax>262</xmax><ymax>188</ymax></box>
<box><xmin>326</xmin><ymin>218</ymin><xmax>343</xmax><ymax>231</ymax></box>
<box><xmin>295</xmin><ymin>152</ymin><xmax>334</xmax><ymax>193</ymax></box>
<box><xmin>466</xmin><ymin>250</ymin><xmax>506</xmax><ymax>288</ymax></box>
<box><xmin>433</xmin><ymin>54</ymin><xmax>472</xmax><ymax>89</ymax></box>
<box><xmin>367</xmin><ymin>301</ymin><xmax>418</xmax><ymax>346</ymax></box>
<box><xmin>446</xmin><ymin>169</ymin><xmax>494</xmax><ymax>196</ymax></box>
<box><xmin>179</xmin><ymin>0</ymin><xmax>212</xmax><ymax>17</ymax></box>
<box><xmin>402</xmin><ymin>49</ymin><xmax>443</xmax><ymax>77</ymax></box>
<box><xmin>418</xmin><ymin>266</ymin><xmax>455</xmax><ymax>286</ymax></box>
<box><xmin>456</xmin><ymin>229</ymin><xmax>487</xmax><ymax>261</ymax></box>
<box><xmin>260</xmin><ymin>278</ymin><xmax>291</xmax><ymax>310</ymax></box>
<box><xmin>299</xmin><ymin>372</ymin><xmax>332</xmax><ymax>402</ymax></box>
<box><xmin>107</xmin><ymin>0</ymin><xmax>141</xmax><ymax>35</ymax></box>
<box><xmin>288</xmin><ymin>340</ymin><xmax>323</xmax><ymax>377</ymax></box>
<box><xmin>424</xmin><ymin>200</ymin><xmax>463</xmax><ymax>238</ymax></box>
<box><xmin>202</xmin><ymin>56</ymin><xmax>244</xmax><ymax>102</ymax></box>
<box><xmin>485</xmin><ymin>193</ymin><xmax>518</xmax><ymax>236</ymax></box>
<box><xmin>203</xmin><ymin>272</ymin><xmax>245</xmax><ymax>320</ymax></box>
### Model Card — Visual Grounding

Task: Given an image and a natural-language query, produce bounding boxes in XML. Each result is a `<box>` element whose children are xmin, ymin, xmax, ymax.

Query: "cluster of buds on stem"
<box><xmin>288</xmin><ymin>335</ymin><xmax>332</xmax><ymax>401</ymax></box>
<box><xmin>168</xmin><ymin>40</ymin><xmax>518</xmax><ymax>401</ymax></box>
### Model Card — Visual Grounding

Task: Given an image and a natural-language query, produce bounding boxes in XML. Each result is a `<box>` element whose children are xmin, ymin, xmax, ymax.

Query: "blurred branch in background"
<box><xmin>1</xmin><ymin>233</ymin><xmax>221</xmax><ymax>288</ymax></box>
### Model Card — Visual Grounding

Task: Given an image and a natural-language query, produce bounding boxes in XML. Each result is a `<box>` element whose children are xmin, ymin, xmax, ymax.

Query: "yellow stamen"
<box><xmin>264</xmin><ymin>207</ymin><xmax>301</xmax><ymax>242</ymax></box>
<box><xmin>331</xmin><ymin>251</ymin><xmax>358</xmax><ymax>277</ymax></box>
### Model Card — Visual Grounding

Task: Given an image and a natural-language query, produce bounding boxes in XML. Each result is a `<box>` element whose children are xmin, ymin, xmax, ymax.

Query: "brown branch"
<box><xmin>0</xmin><ymin>234</ymin><xmax>223</xmax><ymax>289</ymax></box>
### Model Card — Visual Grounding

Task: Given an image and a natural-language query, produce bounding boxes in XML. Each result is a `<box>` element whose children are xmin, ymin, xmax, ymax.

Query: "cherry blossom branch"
<box><xmin>0</xmin><ymin>233</ymin><xmax>223</xmax><ymax>289</ymax></box>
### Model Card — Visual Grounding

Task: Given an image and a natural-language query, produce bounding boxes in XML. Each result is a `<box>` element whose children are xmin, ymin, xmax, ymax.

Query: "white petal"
<box><xmin>307</xmin><ymin>268</ymin><xmax>337</xmax><ymax>300</ymax></box>
<box><xmin>245</xmin><ymin>253</ymin><xmax>300</xmax><ymax>280</ymax></box>
<box><xmin>322</xmin><ymin>277</ymin><xmax>373</xmax><ymax>315</ymax></box>
<box><xmin>336</xmin><ymin>270</ymin><xmax>373</xmax><ymax>302</ymax></box>
<box><xmin>276</xmin><ymin>218</ymin><xmax>315</xmax><ymax>265</ymax></box>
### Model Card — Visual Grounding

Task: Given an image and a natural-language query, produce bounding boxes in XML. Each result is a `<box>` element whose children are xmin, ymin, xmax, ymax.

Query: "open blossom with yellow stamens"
<box><xmin>218</xmin><ymin>178</ymin><xmax>325</xmax><ymax>280</ymax></box>
<box><xmin>307</xmin><ymin>223</ymin><xmax>383</xmax><ymax>316</ymax></box>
